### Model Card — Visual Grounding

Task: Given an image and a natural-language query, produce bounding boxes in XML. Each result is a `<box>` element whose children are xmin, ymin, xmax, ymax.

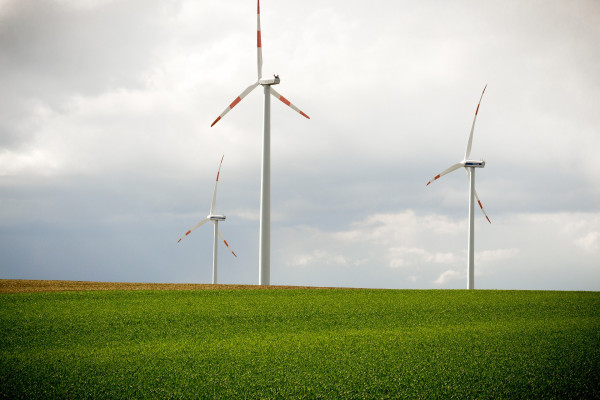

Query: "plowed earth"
<box><xmin>0</xmin><ymin>279</ymin><xmax>335</xmax><ymax>293</ymax></box>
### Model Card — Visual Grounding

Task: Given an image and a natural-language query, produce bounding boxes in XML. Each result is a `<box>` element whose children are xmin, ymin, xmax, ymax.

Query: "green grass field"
<box><xmin>1</xmin><ymin>288</ymin><xmax>599</xmax><ymax>399</ymax></box>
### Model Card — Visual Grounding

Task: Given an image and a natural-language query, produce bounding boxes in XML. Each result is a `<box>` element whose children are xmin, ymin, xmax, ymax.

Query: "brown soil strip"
<box><xmin>0</xmin><ymin>279</ymin><xmax>339</xmax><ymax>293</ymax></box>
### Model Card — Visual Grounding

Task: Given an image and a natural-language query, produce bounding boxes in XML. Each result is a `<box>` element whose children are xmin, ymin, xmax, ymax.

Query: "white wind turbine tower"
<box><xmin>426</xmin><ymin>85</ymin><xmax>491</xmax><ymax>290</ymax></box>
<box><xmin>178</xmin><ymin>155</ymin><xmax>237</xmax><ymax>284</ymax></box>
<box><xmin>210</xmin><ymin>0</ymin><xmax>310</xmax><ymax>286</ymax></box>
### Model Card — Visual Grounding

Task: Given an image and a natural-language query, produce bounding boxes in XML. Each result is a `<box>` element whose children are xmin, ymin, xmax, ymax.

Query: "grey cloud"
<box><xmin>0</xmin><ymin>0</ymin><xmax>169</xmax><ymax>147</ymax></box>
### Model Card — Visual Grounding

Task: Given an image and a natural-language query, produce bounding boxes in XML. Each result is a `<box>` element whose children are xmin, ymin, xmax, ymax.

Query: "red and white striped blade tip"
<box><xmin>211</xmin><ymin>83</ymin><xmax>259</xmax><ymax>127</ymax></box>
<box><xmin>225</xmin><ymin>240</ymin><xmax>237</xmax><ymax>258</ymax></box>
<box><xmin>211</xmin><ymin>156</ymin><xmax>224</xmax><ymax>215</ymax></box>
<box><xmin>476</xmin><ymin>200</ymin><xmax>491</xmax><ymax>224</ymax></box>
<box><xmin>475</xmin><ymin>84</ymin><xmax>488</xmax><ymax>116</ymax></box>
<box><xmin>218</xmin><ymin>230</ymin><xmax>237</xmax><ymax>257</ymax></box>
<box><xmin>426</xmin><ymin>175</ymin><xmax>441</xmax><ymax>186</ymax></box>
<box><xmin>257</xmin><ymin>0</ymin><xmax>262</xmax><ymax>79</ymax></box>
<box><xmin>211</xmin><ymin>116</ymin><xmax>221</xmax><ymax>127</ymax></box>
<box><xmin>216</xmin><ymin>155</ymin><xmax>224</xmax><ymax>182</ymax></box>
<box><xmin>270</xmin><ymin>88</ymin><xmax>310</xmax><ymax>119</ymax></box>
<box><xmin>177</xmin><ymin>230</ymin><xmax>192</xmax><ymax>243</ymax></box>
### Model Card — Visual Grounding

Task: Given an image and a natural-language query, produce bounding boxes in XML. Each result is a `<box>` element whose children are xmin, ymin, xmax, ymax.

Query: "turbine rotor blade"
<box><xmin>257</xmin><ymin>0</ymin><xmax>263</xmax><ymax>79</ymax></box>
<box><xmin>269</xmin><ymin>87</ymin><xmax>310</xmax><ymax>119</ymax></box>
<box><xmin>474</xmin><ymin>188</ymin><xmax>491</xmax><ymax>224</ymax></box>
<box><xmin>211</xmin><ymin>82</ymin><xmax>260</xmax><ymax>127</ymax></box>
<box><xmin>426</xmin><ymin>162</ymin><xmax>464</xmax><ymax>186</ymax></box>
<box><xmin>218</xmin><ymin>229</ymin><xmax>237</xmax><ymax>257</ymax></box>
<box><xmin>465</xmin><ymin>169</ymin><xmax>491</xmax><ymax>223</ymax></box>
<box><xmin>177</xmin><ymin>218</ymin><xmax>210</xmax><ymax>243</ymax></box>
<box><xmin>210</xmin><ymin>155</ymin><xmax>224</xmax><ymax>215</ymax></box>
<box><xmin>464</xmin><ymin>84</ymin><xmax>487</xmax><ymax>160</ymax></box>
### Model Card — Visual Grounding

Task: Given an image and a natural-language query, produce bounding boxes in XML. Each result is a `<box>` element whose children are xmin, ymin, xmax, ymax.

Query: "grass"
<box><xmin>1</xmin><ymin>288</ymin><xmax>599</xmax><ymax>399</ymax></box>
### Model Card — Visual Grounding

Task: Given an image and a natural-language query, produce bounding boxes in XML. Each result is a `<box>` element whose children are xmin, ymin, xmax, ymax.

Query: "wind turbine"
<box><xmin>178</xmin><ymin>155</ymin><xmax>237</xmax><ymax>284</ymax></box>
<box><xmin>426</xmin><ymin>85</ymin><xmax>491</xmax><ymax>290</ymax></box>
<box><xmin>210</xmin><ymin>0</ymin><xmax>310</xmax><ymax>285</ymax></box>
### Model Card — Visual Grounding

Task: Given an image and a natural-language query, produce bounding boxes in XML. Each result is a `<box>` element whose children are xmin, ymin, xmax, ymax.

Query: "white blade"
<box><xmin>218</xmin><ymin>228</ymin><xmax>237</xmax><ymax>257</ymax></box>
<box><xmin>211</xmin><ymin>82</ymin><xmax>260</xmax><ymax>127</ymax></box>
<box><xmin>464</xmin><ymin>84</ymin><xmax>487</xmax><ymax>160</ymax></box>
<box><xmin>177</xmin><ymin>218</ymin><xmax>209</xmax><ymax>243</ymax></box>
<box><xmin>210</xmin><ymin>155</ymin><xmax>224</xmax><ymax>215</ymax></box>
<box><xmin>269</xmin><ymin>87</ymin><xmax>310</xmax><ymax>119</ymax></box>
<box><xmin>465</xmin><ymin>169</ymin><xmax>491</xmax><ymax>224</ymax></box>
<box><xmin>257</xmin><ymin>0</ymin><xmax>263</xmax><ymax>79</ymax></box>
<box><xmin>426</xmin><ymin>162</ymin><xmax>464</xmax><ymax>186</ymax></box>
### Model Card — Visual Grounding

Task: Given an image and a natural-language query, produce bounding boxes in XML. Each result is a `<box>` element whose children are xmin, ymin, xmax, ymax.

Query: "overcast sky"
<box><xmin>1</xmin><ymin>0</ymin><xmax>599</xmax><ymax>290</ymax></box>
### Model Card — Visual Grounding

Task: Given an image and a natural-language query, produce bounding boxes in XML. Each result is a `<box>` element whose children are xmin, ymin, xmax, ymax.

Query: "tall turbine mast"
<box><xmin>426</xmin><ymin>85</ymin><xmax>491</xmax><ymax>289</ymax></box>
<box><xmin>210</xmin><ymin>0</ymin><xmax>310</xmax><ymax>285</ymax></box>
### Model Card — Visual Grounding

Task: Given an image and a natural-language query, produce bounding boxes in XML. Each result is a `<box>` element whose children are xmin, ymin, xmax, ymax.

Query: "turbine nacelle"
<box><xmin>209</xmin><ymin>214</ymin><xmax>226</xmax><ymax>221</ymax></box>
<box><xmin>464</xmin><ymin>160</ymin><xmax>485</xmax><ymax>168</ymax></box>
<box><xmin>259</xmin><ymin>75</ymin><xmax>280</xmax><ymax>86</ymax></box>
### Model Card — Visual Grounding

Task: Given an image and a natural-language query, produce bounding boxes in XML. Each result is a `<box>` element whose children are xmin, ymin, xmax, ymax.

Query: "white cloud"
<box><xmin>575</xmin><ymin>231</ymin><xmax>600</xmax><ymax>253</ymax></box>
<box><xmin>388</xmin><ymin>247</ymin><xmax>457</xmax><ymax>268</ymax></box>
<box><xmin>278</xmin><ymin>210</ymin><xmax>600</xmax><ymax>289</ymax></box>
<box><xmin>475</xmin><ymin>248</ymin><xmax>520</xmax><ymax>264</ymax></box>
<box><xmin>290</xmin><ymin>250</ymin><xmax>350</xmax><ymax>268</ymax></box>
<box><xmin>522</xmin><ymin>213</ymin><xmax>600</xmax><ymax>255</ymax></box>
<box><xmin>0</xmin><ymin>148</ymin><xmax>62</xmax><ymax>176</ymax></box>
<box><xmin>434</xmin><ymin>270</ymin><xmax>462</xmax><ymax>285</ymax></box>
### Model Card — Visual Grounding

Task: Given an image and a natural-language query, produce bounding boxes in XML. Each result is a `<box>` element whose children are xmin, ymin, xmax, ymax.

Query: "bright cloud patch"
<box><xmin>388</xmin><ymin>247</ymin><xmax>457</xmax><ymax>268</ymax></box>
<box><xmin>0</xmin><ymin>148</ymin><xmax>62</xmax><ymax>176</ymax></box>
<box><xmin>290</xmin><ymin>250</ymin><xmax>356</xmax><ymax>267</ymax></box>
<box><xmin>434</xmin><ymin>270</ymin><xmax>462</xmax><ymax>285</ymax></box>
<box><xmin>278</xmin><ymin>210</ymin><xmax>600</xmax><ymax>290</ymax></box>
<box><xmin>575</xmin><ymin>231</ymin><xmax>599</xmax><ymax>253</ymax></box>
